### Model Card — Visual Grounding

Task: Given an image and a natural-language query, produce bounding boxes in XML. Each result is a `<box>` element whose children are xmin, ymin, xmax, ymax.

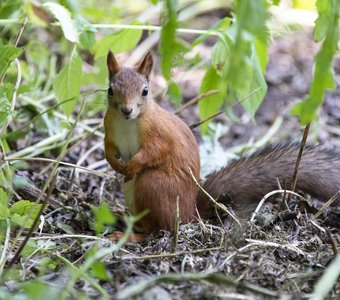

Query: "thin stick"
<box><xmin>290</xmin><ymin>122</ymin><xmax>311</xmax><ymax>194</ymax></box>
<box><xmin>314</xmin><ymin>191</ymin><xmax>339</xmax><ymax>219</ymax></box>
<box><xmin>190</xmin><ymin>109</ymin><xmax>225</xmax><ymax>129</ymax></box>
<box><xmin>250</xmin><ymin>189</ymin><xmax>307</xmax><ymax>222</ymax></box>
<box><xmin>175</xmin><ymin>90</ymin><xmax>220</xmax><ymax>115</ymax></box>
<box><xmin>123</xmin><ymin>246</ymin><xmax>222</xmax><ymax>260</ymax></box>
<box><xmin>5</xmin><ymin>157</ymin><xmax>115</xmax><ymax>179</ymax></box>
<box><xmin>116</xmin><ymin>272</ymin><xmax>278</xmax><ymax>299</ymax></box>
<box><xmin>245</xmin><ymin>239</ymin><xmax>307</xmax><ymax>257</ymax></box>
<box><xmin>0</xmin><ymin>220</ymin><xmax>11</xmax><ymax>278</ymax></box>
<box><xmin>172</xmin><ymin>196</ymin><xmax>180</xmax><ymax>253</ymax></box>
<box><xmin>188</xmin><ymin>167</ymin><xmax>241</xmax><ymax>226</ymax></box>
<box><xmin>190</xmin><ymin>87</ymin><xmax>261</xmax><ymax>129</ymax></box>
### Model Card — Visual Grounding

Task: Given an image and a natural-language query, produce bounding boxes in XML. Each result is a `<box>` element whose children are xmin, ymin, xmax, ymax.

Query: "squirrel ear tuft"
<box><xmin>137</xmin><ymin>52</ymin><xmax>153</xmax><ymax>80</ymax></box>
<box><xmin>107</xmin><ymin>50</ymin><xmax>120</xmax><ymax>80</ymax></box>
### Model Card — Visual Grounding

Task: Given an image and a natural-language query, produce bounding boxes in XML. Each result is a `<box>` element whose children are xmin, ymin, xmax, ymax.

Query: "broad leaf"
<box><xmin>198</xmin><ymin>67</ymin><xmax>225</xmax><ymax>134</ymax></box>
<box><xmin>0</xmin><ymin>85</ymin><xmax>12</xmax><ymax>126</ymax></box>
<box><xmin>94</xmin><ymin>23</ymin><xmax>142</xmax><ymax>59</ymax></box>
<box><xmin>0</xmin><ymin>41</ymin><xmax>23</xmax><ymax>77</ymax></box>
<box><xmin>238</xmin><ymin>50</ymin><xmax>267</xmax><ymax>119</ymax></box>
<box><xmin>43</xmin><ymin>2</ymin><xmax>78</xmax><ymax>43</ymax></box>
<box><xmin>291</xmin><ymin>0</ymin><xmax>339</xmax><ymax>124</ymax></box>
<box><xmin>159</xmin><ymin>0</ymin><xmax>184</xmax><ymax>80</ymax></box>
<box><xmin>167</xmin><ymin>82</ymin><xmax>182</xmax><ymax>107</ymax></box>
<box><xmin>76</xmin><ymin>16</ymin><xmax>96</xmax><ymax>52</ymax></box>
<box><xmin>53</xmin><ymin>50</ymin><xmax>82</xmax><ymax>116</ymax></box>
<box><xmin>9</xmin><ymin>200</ymin><xmax>42</xmax><ymax>228</ymax></box>
<box><xmin>93</xmin><ymin>202</ymin><xmax>116</xmax><ymax>234</ymax></box>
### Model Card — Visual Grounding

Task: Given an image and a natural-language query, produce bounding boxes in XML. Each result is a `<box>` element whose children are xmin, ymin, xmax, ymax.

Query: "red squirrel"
<box><xmin>104</xmin><ymin>51</ymin><xmax>340</xmax><ymax>233</ymax></box>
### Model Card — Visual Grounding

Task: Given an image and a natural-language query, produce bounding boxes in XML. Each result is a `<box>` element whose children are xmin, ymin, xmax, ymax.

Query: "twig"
<box><xmin>172</xmin><ymin>196</ymin><xmax>180</xmax><ymax>253</ymax></box>
<box><xmin>250</xmin><ymin>189</ymin><xmax>307</xmax><ymax>223</ymax></box>
<box><xmin>245</xmin><ymin>239</ymin><xmax>307</xmax><ymax>257</ymax></box>
<box><xmin>5</xmin><ymin>156</ymin><xmax>115</xmax><ymax>179</ymax></box>
<box><xmin>190</xmin><ymin>87</ymin><xmax>261</xmax><ymax>129</ymax></box>
<box><xmin>123</xmin><ymin>246</ymin><xmax>222</xmax><ymax>260</ymax></box>
<box><xmin>314</xmin><ymin>191</ymin><xmax>339</xmax><ymax>219</ymax></box>
<box><xmin>0</xmin><ymin>220</ymin><xmax>11</xmax><ymax>279</ymax></box>
<box><xmin>290</xmin><ymin>122</ymin><xmax>311</xmax><ymax>195</ymax></box>
<box><xmin>190</xmin><ymin>109</ymin><xmax>225</xmax><ymax>129</ymax></box>
<box><xmin>188</xmin><ymin>167</ymin><xmax>241</xmax><ymax>226</ymax></box>
<box><xmin>116</xmin><ymin>272</ymin><xmax>278</xmax><ymax>299</ymax></box>
<box><xmin>175</xmin><ymin>90</ymin><xmax>220</xmax><ymax>115</ymax></box>
<box><xmin>15</xmin><ymin>233</ymin><xmax>111</xmax><ymax>241</ymax></box>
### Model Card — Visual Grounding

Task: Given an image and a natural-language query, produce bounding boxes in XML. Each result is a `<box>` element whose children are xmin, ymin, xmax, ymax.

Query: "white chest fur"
<box><xmin>112</xmin><ymin>116</ymin><xmax>140</xmax><ymax>162</ymax></box>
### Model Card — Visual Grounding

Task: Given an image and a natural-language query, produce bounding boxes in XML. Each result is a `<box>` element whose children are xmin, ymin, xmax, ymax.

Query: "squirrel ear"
<box><xmin>107</xmin><ymin>50</ymin><xmax>120</xmax><ymax>80</ymax></box>
<box><xmin>136</xmin><ymin>52</ymin><xmax>153</xmax><ymax>80</ymax></box>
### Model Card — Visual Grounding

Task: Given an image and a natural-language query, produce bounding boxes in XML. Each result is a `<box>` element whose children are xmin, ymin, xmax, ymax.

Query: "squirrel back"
<box><xmin>197</xmin><ymin>144</ymin><xmax>340</xmax><ymax>219</ymax></box>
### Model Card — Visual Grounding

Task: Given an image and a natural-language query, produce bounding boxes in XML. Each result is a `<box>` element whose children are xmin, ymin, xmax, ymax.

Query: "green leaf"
<box><xmin>79</xmin><ymin>30</ymin><xmax>96</xmax><ymax>52</ymax></box>
<box><xmin>20</xmin><ymin>280</ymin><xmax>60</xmax><ymax>299</ymax></box>
<box><xmin>91</xmin><ymin>261</ymin><xmax>111</xmax><ymax>281</ymax></box>
<box><xmin>238</xmin><ymin>52</ymin><xmax>267</xmax><ymax>119</ymax></box>
<box><xmin>167</xmin><ymin>82</ymin><xmax>182</xmax><ymax>106</ymax></box>
<box><xmin>211</xmin><ymin>36</ymin><xmax>231</xmax><ymax>77</ymax></box>
<box><xmin>0</xmin><ymin>193</ymin><xmax>9</xmax><ymax>219</ymax></box>
<box><xmin>0</xmin><ymin>41</ymin><xmax>23</xmax><ymax>77</ymax></box>
<box><xmin>159</xmin><ymin>0</ymin><xmax>184</xmax><ymax>80</ymax></box>
<box><xmin>94</xmin><ymin>22</ymin><xmax>142</xmax><ymax>59</ymax></box>
<box><xmin>76</xmin><ymin>16</ymin><xmax>96</xmax><ymax>52</ymax></box>
<box><xmin>314</xmin><ymin>0</ymin><xmax>332</xmax><ymax>41</ymax></box>
<box><xmin>0</xmin><ymin>0</ymin><xmax>21</xmax><ymax>19</ymax></box>
<box><xmin>53</xmin><ymin>49</ymin><xmax>82</xmax><ymax>117</ymax></box>
<box><xmin>192</xmin><ymin>17</ymin><xmax>231</xmax><ymax>47</ymax></box>
<box><xmin>9</xmin><ymin>200</ymin><xmax>42</xmax><ymax>228</ymax></box>
<box><xmin>254</xmin><ymin>38</ymin><xmax>269</xmax><ymax>74</ymax></box>
<box><xmin>93</xmin><ymin>202</ymin><xmax>116</xmax><ymax>234</ymax></box>
<box><xmin>0</xmin><ymin>85</ymin><xmax>11</xmax><ymax>126</ymax></box>
<box><xmin>43</xmin><ymin>2</ymin><xmax>78</xmax><ymax>43</ymax></box>
<box><xmin>198</xmin><ymin>67</ymin><xmax>225</xmax><ymax>134</ymax></box>
<box><xmin>291</xmin><ymin>0</ymin><xmax>339</xmax><ymax>124</ymax></box>
<box><xmin>0</xmin><ymin>163</ymin><xmax>12</xmax><ymax>219</ymax></box>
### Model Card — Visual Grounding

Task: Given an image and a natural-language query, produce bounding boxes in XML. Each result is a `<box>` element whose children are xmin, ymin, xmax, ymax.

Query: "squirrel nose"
<box><xmin>121</xmin><ymin>107</ymin><xmax>133</xmax><ymax>115</ymax></box>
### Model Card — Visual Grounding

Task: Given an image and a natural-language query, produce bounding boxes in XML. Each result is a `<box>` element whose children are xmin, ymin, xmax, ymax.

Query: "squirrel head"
<box><xmin>106</xmin><ymin>50</ymin><xmax>153</xmax><ymax>120</ymax></box>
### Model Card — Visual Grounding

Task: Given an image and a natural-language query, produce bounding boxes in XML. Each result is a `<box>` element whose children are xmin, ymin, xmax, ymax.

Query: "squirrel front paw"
<box><xmin>124</xmin><ymin>161</ymin><xmax>141</xmax><ymax>182</ymax></box>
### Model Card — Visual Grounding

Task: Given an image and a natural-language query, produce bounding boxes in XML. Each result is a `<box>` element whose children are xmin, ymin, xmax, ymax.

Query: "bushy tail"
<box><xmin>197</xmin><ymin>144</ymin><xmax>340</xmax><ymax>219</ymax></box>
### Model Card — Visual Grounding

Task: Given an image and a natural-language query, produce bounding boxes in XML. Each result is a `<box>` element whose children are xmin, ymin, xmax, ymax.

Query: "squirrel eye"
<box><xmin>142</xmin><ymin>86</ymin><xmax>148</xmax><ymax>97</ymax></box>
<box><xmin>108</xmin><ymin>87</ymin><xmax>114</xmax><ymax>96</ymax></box>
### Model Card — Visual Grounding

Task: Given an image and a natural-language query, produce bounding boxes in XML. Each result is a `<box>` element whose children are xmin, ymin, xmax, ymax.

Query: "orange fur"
<box><xmin>104</xmin><ymin>52</ymin><xmax>200</xmax><ymax>233</ymax></box>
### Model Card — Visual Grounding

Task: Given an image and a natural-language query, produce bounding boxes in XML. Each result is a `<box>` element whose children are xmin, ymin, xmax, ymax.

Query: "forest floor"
<box><xmin>7</xmin><ymin>28</ymin><xmax>340</xmax><ymax>299</ymax></box>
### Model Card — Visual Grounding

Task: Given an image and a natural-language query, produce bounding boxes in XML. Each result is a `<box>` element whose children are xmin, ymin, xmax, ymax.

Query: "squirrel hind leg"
<box><xmin>134</xmin><ymin>170</ymin><xmax>196</xmax><ymax>233</ymax></box>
